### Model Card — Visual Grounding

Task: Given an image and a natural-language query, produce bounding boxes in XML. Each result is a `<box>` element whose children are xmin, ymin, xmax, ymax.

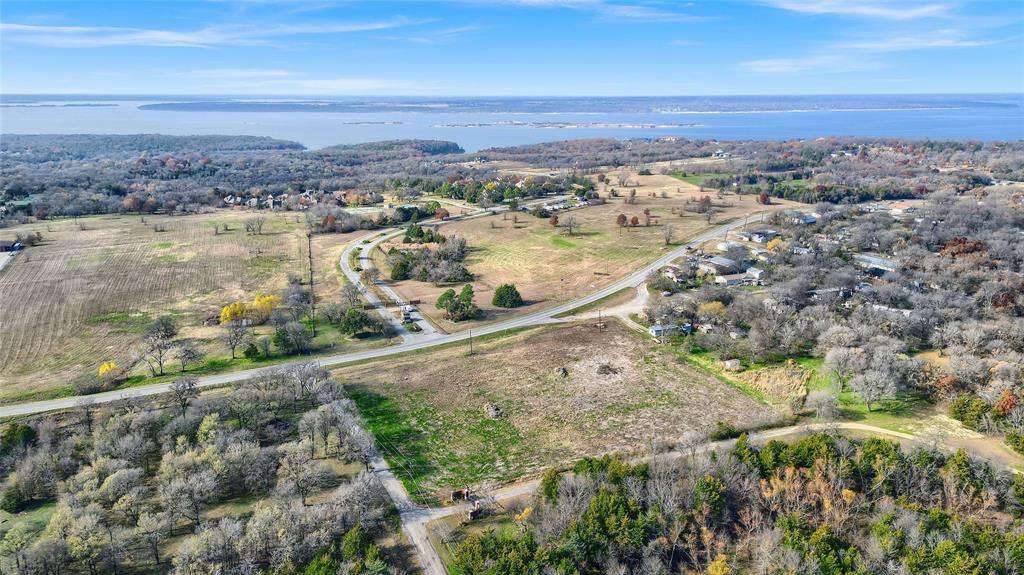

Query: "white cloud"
<box><xmin>836</xmin><ymin>29</ymin><xmax>997</xmax><ymax>52</ymax></box>
<box><xmin>377</xmin><ymin>25</ymin><xmax>482</xmax><ymax>44</ymax></box>
<box><xmin>175</xmin><ymin>68</ymin><xmax>297</xmax><ymax>79</ymax></box>
<box><xmin>763</xmin><ymin>0</ymin><xmax>951</xmax><ymax>20</ymax></box>
<box><xmin>0</xmin><ymin>19</ymin><xmax>420</xmax><ymax>48</ymax></box>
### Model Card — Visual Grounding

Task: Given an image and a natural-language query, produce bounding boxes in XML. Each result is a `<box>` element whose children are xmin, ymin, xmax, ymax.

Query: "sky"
<box><xmin>1</xmin><ymin>0</ymin><xmax>1022</xmax><ymax>96</ymax></box>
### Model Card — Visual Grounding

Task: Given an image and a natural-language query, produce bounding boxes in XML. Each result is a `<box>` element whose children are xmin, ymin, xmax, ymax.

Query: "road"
<box><xmin>0</xmin><ymin>213</ymin><xmax>751</xmax><ymax>418</ymax></box>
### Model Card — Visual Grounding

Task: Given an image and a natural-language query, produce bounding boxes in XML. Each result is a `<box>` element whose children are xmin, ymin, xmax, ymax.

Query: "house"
<box><xmin>750</xmin><ymin>247</ymin><xmax>770</xmax><ymax>260</ymax></box>
<box><xmin>715</xmin><ymin>273</ymin><xmax>751</xmax><ymax>286</ymax></box>
<box><xmin>746</xmin><ymin>267</ymin><xmax>766</xmax><ymax>280</ymax></box>
<box><xmin>716</xmin><ymin>241</ymin><xmax>744</xmax><ymax>253</ymax></box>
<box><xmin>854</xmin><ymin>253</ymin><xmax>898</xmax><ymax>275</ymax></box>
<box><xmin>0</xmin><ymin>240</ymin><xmax>21</xmax><ymax>252</ymax></box>
<box><xmin>648</xmin><ymin>324</ymin><xmax>678</xmax><ymax>338</ymax></box>
<box><xmin>889</xmin><ymin>202</ymin><xmax>916</xmax><ymax>216</ymax></box>
<box><xmin>663</xmin><ymin>265</ymin><xmax>687</xmax><ymax>283</ymax></box>
<box><xmin>750</xmin><ymin>229</ymin><xmax>780</xmax><ymax>244</ymax></box>
<box><xmin>790</xmin><ymin>212</ymin><xmax>817</xmax><ymax>225</ymax></box>
<box><xmin>791</xmin><ymin>246</ymin><xmax>812</xmax><ymax>255</ymax></box>
<box><xmin>732</xmin><ymin>230</ymin><xmax>752</xmax><ymax>242</ymax></box>
<box><xmin>698</xmin><ymin>256</ymin><xmax>739</xmax><ymax>275</ymax></box>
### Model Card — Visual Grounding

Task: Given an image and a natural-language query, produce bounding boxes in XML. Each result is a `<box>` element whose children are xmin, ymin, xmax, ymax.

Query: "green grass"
<box><xmin>671</xmin><ymin>348</ymin><xmax>770</xmax><ymax>404</ymax></box>
<box><xmin>0</xmin><ymin>500</ymin><xmax>56</xmax><ymax>540</ymax></box>
<box><xmin>667</xmin><ymin>172</ymin><xmax>733</xmax><ymax>186</ymax></box>
<box><xmin>246</xmin><ymin>254</ymin><xmax>287</xmax><ymax>278</ymax></box>
<box><xmin>550</xmin><ymin>235</ymin><xmax>577</xmax><ymax>249</ymax></box>
<box><xmin>349</xmin><ymin>383</ymin><xmax>538</xmax><ymax>504</ymax></box>
<box><xmin>83</xmin><ymin>311</ymin><xmax>153</xmax><ymax>332</ymax></box>
<box><xmin>150</xmin><ymin>240</ymin><xmax>175</xmax><ymax>249</ymax></box>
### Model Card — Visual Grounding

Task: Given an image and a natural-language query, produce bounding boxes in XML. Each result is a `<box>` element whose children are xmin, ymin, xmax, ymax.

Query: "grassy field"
<box><xmin>382</xmin><ymin>173</ymin><xmax>801</xmax><ymax>331</ymax></box>
<box><xmin>0</xmin><ymin>211</ymin><xmax>374</xmax><ymax>400</ymax></box>
<box><xmin>667</xmin><ymin>171</ymin><xmax>733</xmax><ymax>186</ymax></box>
<box><xmin>336</xmin><ymin>320</ymin><xmax>780</xmax><ymax>504</ymax></box>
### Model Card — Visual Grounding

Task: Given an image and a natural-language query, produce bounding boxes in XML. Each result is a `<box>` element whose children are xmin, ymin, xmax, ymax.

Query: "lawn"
<box><xmin>0</xmin><ymin>211</ymin><xmax>373</xmax><ymax>400</ymax></box>
<box><xmin>667</xmin><ymin>172</ymin><xmax>733</xmax><ymax>186</ymax></box>
<box><xmin>336</xmin><ymin>321</ymin><xmax>780</xmax><ymax>504</ymax></box>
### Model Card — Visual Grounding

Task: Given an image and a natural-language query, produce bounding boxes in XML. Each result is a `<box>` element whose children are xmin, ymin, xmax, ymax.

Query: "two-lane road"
<box><xmin>0</xmin><ymin>212</ymin><xmax>750</xmax><ymax>419</ymax></box>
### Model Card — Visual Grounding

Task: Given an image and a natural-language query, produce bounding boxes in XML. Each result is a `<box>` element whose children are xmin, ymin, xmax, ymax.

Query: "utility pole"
<box><xmin>307</xmin><ymin>232</ymin><xmax>316</xmax><ymax>337</ymax></box>
<box><xmin>468</xmin><ymin>329</ymin><xmax>474</xmax><ymax>355</ymax></box>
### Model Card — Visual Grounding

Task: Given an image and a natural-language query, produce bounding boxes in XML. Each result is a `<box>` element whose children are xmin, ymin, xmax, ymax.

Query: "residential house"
<box><xmin>746</xmin><ymin>267</ymin><xmax>766</xmax><ymax>280</ymax></box>
<box><xmin>889</xmin><ymin>202</ymin><xmax>916</xmax><ymax>216</ymax></box>
<box><xmin>750</xmin><ymin>229</ymin><xmax>780</xmax><ymax>244</ymax></box>
<box><xmin>790</xmin><ymin>212</ymin><xmax>817</xmax><ymax>225</ymax></box>
<box><xmin>854</xmin><ymin>253</ymin><xmax>898</xmax><ymax>275</ymax></box>
<box><xmin>714</xmin><ymin>273</ymin><xmax>752</xmax><ymax>286</ymax></box>
<box><xmin>648</xmin><ymin>324</ymin><xmax>679</xmax><ymax>338</ymax></box>
<box><xmin>698</xmin><ymin>256</ymin><xmax>739</xmax><ymax>275</ymax></box>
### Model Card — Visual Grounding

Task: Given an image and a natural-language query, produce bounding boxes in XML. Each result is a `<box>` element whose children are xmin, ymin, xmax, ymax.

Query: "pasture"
<box><xmin>337</xmin><ymin>320</ymin><xmax>780</xmax><ymax>503</ymax></box>
<box><xmin>383</xmin><ymin>170</ymin><xmax>800</xmax><ymax>331</ymax></box>
<box><xmin>0</xmin><ymin>211</ymin><xmax>368</xmax><ymax>401</ymax></box>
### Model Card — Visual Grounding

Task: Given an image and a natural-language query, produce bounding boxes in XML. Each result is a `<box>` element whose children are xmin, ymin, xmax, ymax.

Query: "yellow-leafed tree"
<box><xmin>250</xmin><ymin>293</ymin><xmax>282</xmax><ymax>323</ymax></box>
<box><xmin>220</xmin><ymin>301</ymin><xmax>250</xmax><ymax>325</ymax></box>
<box><xmin>767</xmin><ymin>238</ymin><xmax>784</xmax><ymax>252</ymax></box>
<box><xmin>98</xmin><ymin>361</ymin><xmax>119</xmax><ymax>378</ymax></box>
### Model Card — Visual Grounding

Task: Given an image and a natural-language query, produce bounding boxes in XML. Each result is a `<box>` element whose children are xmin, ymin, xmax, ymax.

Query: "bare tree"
<box><xmin>176</xmin><ymin>341</ymin><xmax>204</xmax><ymax>372</ymax></box>
<box><xmin>849</xmin><ymin>370</ymin><xmax>895</xmax><ymax>412</ymax></box>
<box><xmin>340</xmin><ymin>282</ymin><xmax>362</xmax><ymax>307</ymax></box>
<box><xmin>222</xmin><ymin>324</ymin><xmax>251</xmax><ymax>360</ymax></box>
<box><xmin>662</xmin><ymin>223</ymin><xmax>677</xmax><ymax>245</ymax></box>
<box><xmin>245</xmin><ymin>216</ymin><xmax>266</xmax><ymax>235</ymax></box>
<box><xmin>168</xmin><ymin>377</ymin><xmax>199</xmax><ymax>418</ymax></box>
<box><xmin>563</xmin><ymin>215</ymin><xmax>579</xmax><ymax>236</ymax></box>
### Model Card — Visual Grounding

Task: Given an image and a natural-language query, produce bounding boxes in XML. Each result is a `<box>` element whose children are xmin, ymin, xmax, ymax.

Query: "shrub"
<box><xmin>1006</xmin><ymin>431</ymin><xmax>1024</xmax><ymax>456</ymax></box>
<box><xmin>949</xmin><ymin>395</ymin><xmax>991</xmax><ymax>430</ymax></box>
<box><xmin>709</xmin><ymin>420</ymin><xmax>740</xmax><ymax>441</ymax></box>
<box><xmin>492</xmin><ymin>284</ymin><xmax>524</xmax><ymax>308</ymax></box>
<box><xmin>540</xmin><ymin>469</ymin><xmax>561</xmax><ymax>503</ymax></box>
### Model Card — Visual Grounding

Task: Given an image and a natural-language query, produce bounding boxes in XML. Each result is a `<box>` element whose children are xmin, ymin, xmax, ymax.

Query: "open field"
<box><xmin>336</xmin><ymin>320</ymin><xmax>780</xmax><ymax>503</ymax></box>
<box><xmin>0</xmin><ymin>211</ymin><xmax>373</xmax><ymax>400</ymax></box>
<box><xmin>381</xmin><ymin>172</ymin><xmax>800</xmax><ymax>331</ymax></box>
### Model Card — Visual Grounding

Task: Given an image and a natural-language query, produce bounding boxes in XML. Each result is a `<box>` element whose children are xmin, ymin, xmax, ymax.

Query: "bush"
<box><xmin>0</xmin><ymin>423</ymin><xmax>37</xmax><ymax>456</ymax></box>
<box><xmin>492</xmin><ymin>284</ymin><xmax>524</xmax><ymax>308</ymax></box>
<box><xmin>0</xmin><ymin>483</ymin><xmax>25</xmax><ymax>513</ymax></box>
<box><xmin>540</xmin><ymin>469</ymin><xmax>561</xmax><ymax>503</ymax></box>
<box><xmin>243</xmin><ymin>342</ymin><xmax>261</xmax><ymax>360</ymax></box>
<box><xmin>948</xmin><ymin>395</ymin><xmax>991</xmax><ymax>430</ymax></box>
<box><xmin>1006</xmin><ymin>431</ymin><xmax>1024</xmax><ymax>456</ymax></box>
<box><xmin>709</xmin><ymin>420</ymin><xmax>740</xmax><ymax>441</ymax></box>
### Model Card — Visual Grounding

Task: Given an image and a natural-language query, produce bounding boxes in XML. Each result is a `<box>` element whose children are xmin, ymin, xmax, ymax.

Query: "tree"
<box><xmin>275</xmin><ymin>441</ymin><xmax>335</xmax><ymax>505</ymax></box>
<box><xmin>340</xmin><ymin>282</ymin><xmax>361</xmax><ymax>307</ymax></box>
<box><xmin>662</xmin><ymin>223</ymin><xmax>676</xmax><ymax>245</ymax></box>
<box><xmin>220</xmin><ymin>301</ymin><xmax>249</xmax><ymax>325</ymax></box>
<box><xmin>168</xmin><ymin>377</ymin><xmax>199</xmax><ymax>417</ymax></box>
<box><xmin>805</xmin><ymin>390</ymin><xmax>839</xmax><ymax>419</ymax></box>
<box><xmin>244</xmin><ymin>216</ymin><xmax>266</xmax><ymax>235</ymax></box>
<box><xmin>222</xmin><ymin>324</ymin><xmax>251</xmax><ymax>360</ymax></box>
<box><xmin>142</xmin><ymin>316</ymin><xmax>177</xmax><ymax>376</ymax></box>
<box><xmin>849</xmin><ymin>370</ymin><xmax>895</xmax><ymax>412</ymax></box>
<box><xmin>630</xmin><ymin>215</ymin><xmax>640</xmax><ymax>227</ymax></box>
<box><xmin>564</xmin><ymin>215</ymin><xmax>579</xmax><ymax>235</ymax></box>
<box><xmin>340</xmin><ymin>308</ymin><xmax>371</xmax><ymax>335</ymax></box>
<box><xmin>135</xmin><ymin>512</ymin><xmax>170</xmax><ymax>566</ymax></box>
<box><xmin>758</xmin><ymin>192</ymin><xmax>771</xmax><ymax>205</ymax></box>
<box><xmin>492</xmin><ymin>284</ymin><xmax>524</xmax><ymax>308</ymax></box>
<box><xmin>549</xmin><ymin>214</ymin><xmax>559</xmax><ymax>227</ymax></box>
<box><xmin>274</xmin><ymin>321</ymin><xmax>313</xmax><ymax>354</ymax></box>
<box><xmin>176</xmin><ymin>341</ymin><xmax>204</xmax><ymax>372</ymax></box>
<box><xmin>616</xmin><ymin>213</ymin><xmax>628</xmax><ymax>228</ymax></box>
<box><xmin>823</xmin><ymin>347</ymin><xmax>866</xmax><ymax>393</ymax></box>
<box><xmin>320</xmin><ymin>301</ymin><xmax>346</xmax><ymax>325</ymax></box>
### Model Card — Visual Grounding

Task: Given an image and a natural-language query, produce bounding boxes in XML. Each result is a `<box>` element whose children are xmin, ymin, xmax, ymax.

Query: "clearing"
<box><xmin>336</xmin><ymin>320</ymin><xmax>779</xmax><ymax>503</ymax></box>
<box><xmin>380</xmin><ymin>170</ymin><xmax>800</xmax><ymax>331</ymax></box>
<box><xmin>0</xmin><ymin>211</ymin><xmax>373</xmax><ymax>401</ymax></box>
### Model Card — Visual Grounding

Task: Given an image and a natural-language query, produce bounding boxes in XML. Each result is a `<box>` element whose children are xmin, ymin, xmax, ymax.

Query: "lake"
<box><xmin>1</xmin><ymin>94</ymin><xmax>1021</xmax><ymax>151</ymax></box>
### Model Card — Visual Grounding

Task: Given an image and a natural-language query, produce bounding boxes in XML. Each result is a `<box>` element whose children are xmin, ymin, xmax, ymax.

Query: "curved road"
<box><xmin>0</xmin><ymin>211</ymin><xmax>747</xmax><ymax>418</ymax></box>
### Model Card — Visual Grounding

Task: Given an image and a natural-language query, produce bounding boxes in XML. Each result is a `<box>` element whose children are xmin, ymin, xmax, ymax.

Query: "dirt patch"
<box><xmin>338</xmin><ymin>320</ymin><xmax>779</xmax><ymax>501</ymax></box>
<box><xmin>735</xmin><ymin>362</ymin><xmax>810</xmax><ymax>403</ymax></box>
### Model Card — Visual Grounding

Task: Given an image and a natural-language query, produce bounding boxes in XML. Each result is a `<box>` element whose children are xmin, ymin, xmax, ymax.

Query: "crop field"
<box><xmin>337</xmin><ymin>320</ymin><xmax>780</xmax><ymax>503</ymax></box>
<box><xmin>0</xmin><ymin>211</ymin><xmax>366</xmax><ymax>400</ymax></box>
<box><xmin>383</xmin><ymin>171</ymin><xmax>800</xmax><ymax>331</ymax></box>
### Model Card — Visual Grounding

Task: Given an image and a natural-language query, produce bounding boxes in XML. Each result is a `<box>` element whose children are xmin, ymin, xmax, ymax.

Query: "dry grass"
<box><xmin>338</xmin><ymin>320</ymin><xmax>779</xmax><ymax>502</ymax></box>
<box><xmin>0</xmin><ymin>211</ymin><xmax>365</xmax><ymax>395</ymax></box>
<box><xmin>382</xmin><ymin>171</ymin><xmax>800</xmax><ymax>331</ymax></box>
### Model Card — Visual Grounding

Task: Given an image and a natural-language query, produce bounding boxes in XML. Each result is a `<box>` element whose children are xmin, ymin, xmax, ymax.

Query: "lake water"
<box><xmin>1</xmin><ymin>95</ymin><xmax>1022</xmax><ymax>151</ymax></box>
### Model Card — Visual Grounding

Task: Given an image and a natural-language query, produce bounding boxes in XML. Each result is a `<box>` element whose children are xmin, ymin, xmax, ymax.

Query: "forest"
<box><xmin>0</xmin><ymin>363</ymin><xmax>401</xmax><ymax>574</ymax></box>
<box><xmin>4</xmin><ymin>135</ymin><xmax>1022</xmax><ymax>224</ymax></box>
<box><xmin>451</xmin><ymin>432</ymin><xmax>1023</xmax><ymax>574</ymax></box>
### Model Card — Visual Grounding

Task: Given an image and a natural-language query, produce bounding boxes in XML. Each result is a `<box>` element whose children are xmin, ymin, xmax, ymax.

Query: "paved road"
<box><xmin>0</xmin><ymin>214</ymin><xmax>752</xmax><ymax>418</ymax></box>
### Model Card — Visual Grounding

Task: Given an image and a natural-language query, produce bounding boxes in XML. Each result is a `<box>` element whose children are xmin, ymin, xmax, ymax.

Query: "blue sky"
<box><xmin>1</xmin><ymin>1</ymin><xmax>1022</xmax><ymax>95</ymax></box>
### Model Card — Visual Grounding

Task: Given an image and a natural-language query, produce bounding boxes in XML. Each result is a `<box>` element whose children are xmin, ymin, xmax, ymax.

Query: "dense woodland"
<box><xmin>0</xmin><ymin>363</ymin><xmax>400</xmax><ymax>574</ymax></box>
<box><xmin>4</xmin><ymin>135</ymin><xmax>1022</xmax><ymax>224</ymax></box>
<box><xmin>452</xmin><ymin>433</ymin><xmax>1023</xmax><ymax>574</ymax></box>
